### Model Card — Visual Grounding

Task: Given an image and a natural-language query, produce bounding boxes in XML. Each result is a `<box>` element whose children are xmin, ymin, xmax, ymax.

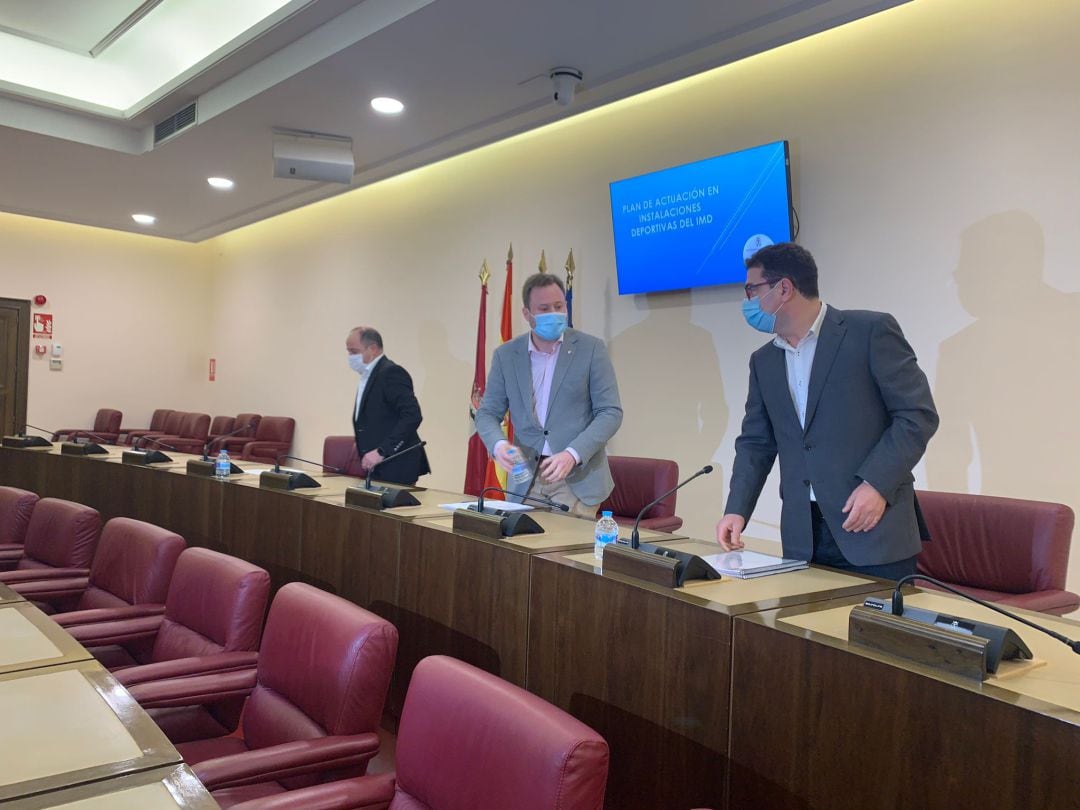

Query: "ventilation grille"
<box><xmin>154</xmin><ymin>102</ymin><xmax>197</xmax><ymax>145</ymax></box>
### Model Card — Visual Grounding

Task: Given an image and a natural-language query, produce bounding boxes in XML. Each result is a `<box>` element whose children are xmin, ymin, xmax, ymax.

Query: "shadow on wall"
<box><xmin>607</xmin><ymin>290</ymin><xmax>728</xmax><ymax>481</ymax></box>
<box><xmin>927</xmin><ymin>210</ymin><xmax>1080</xmax><ymax>507</ymax></box>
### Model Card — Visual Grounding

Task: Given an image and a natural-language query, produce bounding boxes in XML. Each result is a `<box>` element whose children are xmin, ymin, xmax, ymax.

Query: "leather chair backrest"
<box><xmin>94</xmin><ymin>409</ymin><xmax>123</xmax><ymax>434</ymax></box>
<box><xmin>18</xmin><ymin>498</ymin><xmax>102</xmax><ymax>571</ymax></box>
<box><xmin>0</xmin><ymin>486</ymin><xmax>39</xmax><ymax>546</ymax></box>
<box><xmin>243</xmin><ymin>583</ymin><xmax>398</xmax><ymax>752</ymax></box>
<box><xmin>916</xmin><ymin>490</ymin><xmax>1075</xmax><ymax>593</ymax></box>
<box><xmin>393</xmin><ymin>656</ymin><xmax>609</xmax><ymax>810</ymax></box>
<box><xmin>209</xmin><ymin>416</ymin><xmax>236</xmax><ymax>436</ymax></box>
<box><xmin>154</xmin><ymin>548</ymin><xmax>270</xmax><ymax>662</ymax></box>
<box><xmin>163</xmin><ymin>411</ymin><xmax>186</xmax><ymax>434</ymax></box>
<box><xmin>148</xmin><ymin>409</ymin><xmax>174</xmax><ymax>431</ymax></box>
<box><xmin>600</xmin><ymin>456</ymin><xmax>680</xmax><ymax>520</ymax></box>
<box><xmin>234</xmin><ymin>414</ymin><xmax>261</xmax><ymax>437</ymax></box>
<box><xmin>323</xmin><ymin>436</ymin><xmax>364</xmax><ymax>476</ymax></box>
<box><xmin>79</xmin><ymin>518</ymin><xmax>186</xmax><ymax>611</ymax></box>
<box><xmin>255</xmin><ymin>416</ymin><xmax>295</xmax><ymax>444</ymax></box>
<box><xmin>178</xmin><ymin>412</ymin><xmax>211</xmax><ymax>441</ymax></box>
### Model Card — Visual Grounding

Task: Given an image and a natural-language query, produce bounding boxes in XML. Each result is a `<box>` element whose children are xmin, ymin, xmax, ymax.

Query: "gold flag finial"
<box><xmin>479</xmin><ymin>259</ymin><xmax>490</xmax><ymax>286</ymax></box>
<box><xmin>538</xmin><ymin>250</ymin><xmax>548</xmax><ymax>274</ymax></box>
<box><xmin>507</xmin><ymin>243</ymin><xmax>513</xmax><ymax>262</ymax></box>
<box><xmin>564</xmin><ymin>249</ymin><xmax>575</xmax><ymax>281</ymax></box>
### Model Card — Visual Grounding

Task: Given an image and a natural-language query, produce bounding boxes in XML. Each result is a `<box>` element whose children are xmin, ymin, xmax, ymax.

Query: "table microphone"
<box><xmin>131</xmin><ymin>435</ymin><xmax>178</xmax><ymax>463</ymax></box>
<box><xmin>474</xmin><ymin>486</ymin><xmax>571</xmax><ymax>515</ymax></box>
<box><xmin>16</xmin><ymin>424</ymin><xmax>55</xmax><ymax>447</ymax></box>
<box><xmin>630</xmin><ymin>465</ymin><xmax>713</xmax><ymax>549</ymax></box>
<box><xmin>202</xmin><ymin>422</ymin><xmax>257</xmax><ymax>461</ymax></box>
<box><xmin>273</xmin><ymin>455</ymin><xmax>343</xmax><ymax>474</ymax></box>
<box><xmin>364</xmin><ymin>441</ymin><xmax>427</xmax><ymax>490</ymax></box>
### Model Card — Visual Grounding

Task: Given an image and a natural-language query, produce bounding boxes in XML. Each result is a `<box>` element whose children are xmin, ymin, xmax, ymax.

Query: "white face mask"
<box><xmin>348</xmin><ymin>353</ymin><xmax>369</xmax><ymax>374</ymax></box>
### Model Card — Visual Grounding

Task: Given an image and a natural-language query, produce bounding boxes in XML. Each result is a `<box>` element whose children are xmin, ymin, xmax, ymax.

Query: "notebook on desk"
<box><xmin>697</xmin><ymin>549</ymin><xmax>808</xmax><ymax>579</ymax></box>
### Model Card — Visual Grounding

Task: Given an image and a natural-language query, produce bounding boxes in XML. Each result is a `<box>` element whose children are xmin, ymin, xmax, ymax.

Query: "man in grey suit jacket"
<box><xmin>717</xmin><ymin>243</ymin><xmax>938</xmax><ymax>578</ymax></box>
<box><xmin>476</xmin><ymin>272</ymin><xmax>623</xmax><ymax>518</ymax></box>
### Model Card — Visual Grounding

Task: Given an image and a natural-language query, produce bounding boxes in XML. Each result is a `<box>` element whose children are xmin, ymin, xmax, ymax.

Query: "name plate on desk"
<box><xmin>602</xmin><ymin>543</ymin><xmax>723</xmax><ymax>588</ymax></box>
<box><xmin>61</xmin><ymin>441</ymin><xmax>108</xmax><ymax>456</ymax></box>
<box><xmin>452</xmin><ymin>507</ymin><xmax>544</xmax><ymax>538</ymax></box>
<box><xmin>123</xmin><ymin>450</ymin><xmax>172</xmax><ymax>465</ymax></box>
<box><xmin>2</xmin><ymin>435</ymin><xmax>51</xmax><ymax>448</ymax></box>
<box><xmin>345</xmin><ymin>485</ymin><xmax>421</xmax><ymax>510</ymax></box>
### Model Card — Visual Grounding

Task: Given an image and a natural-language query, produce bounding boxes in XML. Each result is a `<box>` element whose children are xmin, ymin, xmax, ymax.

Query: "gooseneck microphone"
<box><xmin>631</xmin><ymin>465</ymin><xmax>714</xmax><ymax>549</ymax></box>
<box><xmin>202</xmin><ymin>422</ymin><xmax>257</xmax><ymax>461</ymax></box>
<box><xmin>474</xmin><ymin>486</ymin><xmax>571</xmax><ymax>515</ymax></box>
<box><xmin>891</xmin><ymin>574</ymin><xmax>1080</xmax><ymax>655</ymax></box>
<box><xmin>364</xmin><ymin>441</ymin><xmax>427</xmax><ymax>490</ymax></box>
<box><xmin>137</xmin><ymin>436</ymin><xmax>179</xmax><ymax>452</ymax></box>
<box><xmin>273</xmin><ymin>455</ymin><xmax>343</xmax><ymax>474</ymax></box>
<box><xmin>23</xmin><ymin>423</ymin><xmax>55</xmax><ymax>438</ymax></box>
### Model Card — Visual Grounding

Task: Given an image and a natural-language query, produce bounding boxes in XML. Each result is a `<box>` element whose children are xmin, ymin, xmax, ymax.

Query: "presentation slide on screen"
<box><xmin>609</xmin><ymin>141</ymin><xmax>792</xmax><ymax>295</ymax></box>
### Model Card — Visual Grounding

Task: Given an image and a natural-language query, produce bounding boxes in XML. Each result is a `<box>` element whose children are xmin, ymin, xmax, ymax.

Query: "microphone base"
<box><xmin>453</xmin><ymin>507</ymin><xmax>544</xmax><ymax>538</ymax></box>
<box><xmin>345</xmin><ymin>485</ymin><xmax>421</xmax><ymax>511</ymax></box>
<box><xmin>61</xmin><ymin>441</ymin><xmax>108</xmax><ymax>456</ymax></box>
<box><xmin>186</xmin><ymin>459</ymin><xmax>243</xmax><ymax>477</ymax></box>
<box><xmin>122</xmin><ymin>449</ymin><xmax>173</xmax><ymax>465</ymax></box>
<box><xmin>2</xmin><ymin>435</ymin><xmax>52</xmax><ymax>448</ymax></box>
<box><xmin>602</xmin><ymin>542</ymin><xmax>723</xmax><ymax>588</ymax></box>
<box><xmin>260</xmin><ymin>470</ymin><xmax>321</xmax><ymax>491</ymax></box>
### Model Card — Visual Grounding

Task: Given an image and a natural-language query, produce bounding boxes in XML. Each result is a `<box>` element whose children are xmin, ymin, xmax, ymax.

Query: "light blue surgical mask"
<box><xmin>348</xmin><ymin>354</ymin><xmax>370</xmax><ymax>374</ymax></box>
<box><xmin>533</xmin><ymin>312</ymin><xmax>568</xmax><ymax>341</ymax></box>
<box><xmin>741</xmin><ymin>284</ymin><xmax>783</xmax><ymax>333</ymax></box>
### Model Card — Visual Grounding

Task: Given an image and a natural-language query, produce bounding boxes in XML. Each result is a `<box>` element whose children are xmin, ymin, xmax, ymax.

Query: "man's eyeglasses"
<box><xmin>744</xmin><ymin>281</ymin><xmax>775</xmax><ymax>300</ymax></box>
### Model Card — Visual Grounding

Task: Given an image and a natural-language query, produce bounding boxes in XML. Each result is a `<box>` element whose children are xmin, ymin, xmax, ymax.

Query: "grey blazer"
<box><xmin>725</xmin><ymin>306</ymin><xmax>939</xmax><ymax>566</ymax></box>
<box><xmin>476</xmin><ymin>329</ymin><xmax>623</xmax><ymax>506</ymax></box>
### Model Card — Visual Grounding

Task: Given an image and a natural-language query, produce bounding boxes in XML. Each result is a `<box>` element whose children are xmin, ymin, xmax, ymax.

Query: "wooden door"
<box><xmin>0</xmin><ymin>298</ymin><xmax>30</xmax><ymax>436</ymax></box>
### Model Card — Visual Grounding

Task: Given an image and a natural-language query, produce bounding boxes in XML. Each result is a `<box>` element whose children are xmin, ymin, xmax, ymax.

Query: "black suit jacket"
<box><xmin>353</xmin><ymin>356</ymin><xmax>430</xmax><ymax>486</ymax></box>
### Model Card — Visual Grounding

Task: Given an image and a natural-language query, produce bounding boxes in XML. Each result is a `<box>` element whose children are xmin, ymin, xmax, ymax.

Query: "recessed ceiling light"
<box><xmin>131</xmin><ymin>213</ymin><xmax>156</xmax><ymax>225</ymax></box>
<box><xmin>207</xmin><ymin>177</ymin><xmax>235</xmax><ymax>190</ymax></box>
<box><xmin>370</xmin><ymin>97</ymin><xmax>404</xmax><ymax>115</ymax></box>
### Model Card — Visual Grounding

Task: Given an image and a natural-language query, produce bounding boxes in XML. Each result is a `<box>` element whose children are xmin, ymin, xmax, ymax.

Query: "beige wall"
<box><xmin>5</xmin><ymin>0</ymin><xmax>1080</xmax><ymax>594</ymax></box>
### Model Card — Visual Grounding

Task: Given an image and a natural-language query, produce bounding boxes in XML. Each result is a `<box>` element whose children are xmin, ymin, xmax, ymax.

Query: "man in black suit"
<box><xmin>346</xmin><ymin>326</ymin><xmax>430</xmax><ymax>486</ymax></box>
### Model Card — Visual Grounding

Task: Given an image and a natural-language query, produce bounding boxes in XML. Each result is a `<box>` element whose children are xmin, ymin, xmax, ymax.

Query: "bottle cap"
<box><xmin>601</xmin><ymin>510</ymin><xmax>613</xmax><ymax>518</ymax></box>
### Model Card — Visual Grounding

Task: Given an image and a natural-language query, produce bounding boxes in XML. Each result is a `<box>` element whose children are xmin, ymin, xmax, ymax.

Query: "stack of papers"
<box><xmin>699</xmin><ymin>550</ymin><xmax>808</xmax><ymax>579</ymax></box>
<box><xmin>438</xmin><ymin>499</ymin><xmax>534</xmax><ymax>512</ymax></box>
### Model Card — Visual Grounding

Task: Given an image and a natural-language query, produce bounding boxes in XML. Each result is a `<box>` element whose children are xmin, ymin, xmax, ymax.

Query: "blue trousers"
<box><xmin>810</xmin><ymin>502</ymin><xmax>916</xmax><ymax>581</ymax></box>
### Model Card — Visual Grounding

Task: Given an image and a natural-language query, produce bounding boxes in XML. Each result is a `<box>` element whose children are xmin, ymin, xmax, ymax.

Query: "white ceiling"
<box><xmin>0</xmin><ymin>0</ymin><xmax>908</xmax><ymax>241</ymax></box>
<box><xmin>0</xmin><ymin>0</ymin><xmax>150</xmax><ymax>54</ymax></box>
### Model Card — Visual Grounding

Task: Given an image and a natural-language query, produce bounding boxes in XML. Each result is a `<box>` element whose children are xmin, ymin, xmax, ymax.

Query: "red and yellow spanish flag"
<box><xmin>482</xmin><ymin>244</ymin><xmax>516</xmax><ymax>492</ymax></box>
<box><xmin>463</xmin><ymin>261</ymin><xmax>491</xmax><ymax>495</ymax></box>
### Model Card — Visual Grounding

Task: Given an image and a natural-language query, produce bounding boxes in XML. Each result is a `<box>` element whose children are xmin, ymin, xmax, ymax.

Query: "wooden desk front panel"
<box><xmin>131</xmin><ymin>469</ymin><xmax>224</xmax><ymax>551</ymax></box>
<box><xmin>220</xmin><ymin>484</ymin><xmax>304</xmax><ymax>593</ymax></box>
<box><xmin>729</xmin><ymin>609</ymin><xmax>1080</xmax><ymax>810</ymax></box>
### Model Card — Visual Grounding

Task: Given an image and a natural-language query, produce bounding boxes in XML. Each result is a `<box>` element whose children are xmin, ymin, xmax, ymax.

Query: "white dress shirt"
<box><xmin>773</xmin><ymin>301</ymin><xmax>827</xmax><ymax>500</ymax></box>
<box><xmin>353</xmin><ymin>354</ymin><xmax>384</xmax><ymax>421</ymax></box>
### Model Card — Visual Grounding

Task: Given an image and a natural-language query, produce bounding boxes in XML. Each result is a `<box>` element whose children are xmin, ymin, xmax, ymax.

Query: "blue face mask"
<box><xmin>533</xmin><ymin>312</ymin><xmax>568</xmax><ymax>341</ymax></box>
<box><xmin>741</xmin><ymin>284</ymin><xmax>782</xmax><ymax>333</ymax></box>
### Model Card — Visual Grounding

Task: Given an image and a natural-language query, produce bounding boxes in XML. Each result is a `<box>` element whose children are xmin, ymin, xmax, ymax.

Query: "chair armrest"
<box><xmin>193</xmin><ymin>734</ymin><xmax>381</xmax><ymax>790</ymax></box>
<box><xmin>228</xmin><ymin>773</ymin><xmax>397</xmax><ymax>810</ymax></box>
<box><xmin>128</xmin><ymin>667</ymin><xmax>259</xmax><ymax>709</ymax></box>
<box><xmin>638</xmin><ymin>516</ymin><xmax>684</xmax><ymax>532</ymax></box>
<box><xmin>8</xmin><ymin>576</ymin><xmax>89</xmax><ymax>601</ymax></box>
<box><xmin>116</xmin><ymin>651</ymin><xmax>259</xmax><ymax>686</ymax></box>
<box><xmin>53</xmin><ymin>603</ymin><xmax>166</xmax><ymax>628</ymax></box>
<box><xmin>219</xmin><ymin>438</ymin><xmax>255</xmax><ymax>453</ymax></box>
<box><xmin>65</xmin><ymin>613</ymin><xmax>164</xmax><ymax>647</ymax></box>
<box><xmin>0</xmin><ymin>567</ymin><xmax>90</xmax><ymax>584</ymax></box>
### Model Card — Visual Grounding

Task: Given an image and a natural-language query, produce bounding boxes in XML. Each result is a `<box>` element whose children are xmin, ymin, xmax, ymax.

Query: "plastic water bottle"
<box><xmin>507</xmin><ymin>446</ymin><xmax>531</xmax><ymax>486</ymax></box>
<box><xmin>594</xmin><ymin>510</ymin><xmax>619</xmax><ymax>561</ymax></box>
<box><xmin>214</xmin><ymin>449</ymin><xmax>231</xmax><ymax>480</ymax></box>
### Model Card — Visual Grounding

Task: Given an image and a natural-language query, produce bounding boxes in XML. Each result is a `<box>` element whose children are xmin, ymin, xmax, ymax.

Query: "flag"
<box><xmin>483</xmin><ymin>244</ymin><xmax>516</xmax><ymax>492</ymax></box>
<box><xmin>565</xmin><ymin>249</ymin><xmax>575</xmax><ymax>328</ymax></box>
<box><xmin>464</xmin><ymin>261</ymin><xmax>491</xmax><ymax>495</ymax></box>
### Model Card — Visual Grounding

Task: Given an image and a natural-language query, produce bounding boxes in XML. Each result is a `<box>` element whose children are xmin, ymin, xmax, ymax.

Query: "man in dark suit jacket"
<box><xmin>346</xmin><ymin>326</ymin><xmax>430</xmax><ymax>486</ymax></box>
<box><xmin>717</xmin><ymin>244</ymin><xmax>939</xmax><ymax>579</ymax></box>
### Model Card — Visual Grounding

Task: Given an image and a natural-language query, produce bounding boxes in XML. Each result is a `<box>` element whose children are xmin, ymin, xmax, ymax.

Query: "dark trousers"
<box><xmin>810</xmin><ymin>502</ymin><xmax>916</xmax><ymax>581</ymax></box>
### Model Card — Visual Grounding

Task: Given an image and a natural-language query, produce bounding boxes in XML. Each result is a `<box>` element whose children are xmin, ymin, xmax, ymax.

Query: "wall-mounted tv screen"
<box><xmin>609</xmin><ymin>140</ymin><xmax>793</xmax><ymax>295</ymax></box>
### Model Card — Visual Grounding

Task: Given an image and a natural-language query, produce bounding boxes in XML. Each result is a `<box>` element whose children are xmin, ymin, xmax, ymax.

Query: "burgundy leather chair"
<box><xmin>0</xmin><ymin>486</ymin><xmax>39</xmax><ymax>570</ymax></box>
<box><xmin>229</xmin><ymin>655</ymin><xmax>609</xmax><ymax>810</ymax></box>
<box><xmin>52</xmin><ymin>408</ymin><xmax>123</xmax><ymax>444</ymax></box>
<box><xmin>0</xmin><ymin>498</ymin><xmax>102</xmax><ymax>595</ymax></box>
<box><xmin>65</xmin><ymin>547</ymin><xmax>271</xmax><ymax>741</ymax></box>
<box><xmin>205</xmin><ymin>413</ymin><xmax>262</xmax><ymax>456</ymax></box>
<box><xmin>119</xmin><ymin>408</ymin><xmax>174</xmax><ymax>445</ymax></box>
<box><xmin>210</xmin><ymin>416</ymin><xmax>237</xmax><ymax>437</ymax></box>
<box><xmin>323</xmin><ymin>436</ymin><xmax>364</xmax><ymax>477</ymax></box>
<box><xmin>128</xmin><ymin>583</ymin><xmax>398</xmax><ymax>808</ymax></box>
<box><xmin>599</xmin><ymin>455</ymin><xmax>683</xmax><ymax>532</ymax></box>
<box><xmin>227</xmin><ymin>417</ymin><xmax>295</xmax><ymax>465</ymax></box>
<box><xmin>14</xmin><ymin>517</ymin><xmax>185</xmax><ymax>617</ymax></box>
<box><xmin>916</xmin><ymin>490</ymin><xmax>1078</xmax><ymax>615</ymax></box>
<box><xmin>127</xmin><ymin>409</ymin><xmax>186</xmax><ymax>448</ymax></box>
<box><xmin>151</xmin><ymin>412</ymin><xmax>212</xmax><ymax>454</ymax></box>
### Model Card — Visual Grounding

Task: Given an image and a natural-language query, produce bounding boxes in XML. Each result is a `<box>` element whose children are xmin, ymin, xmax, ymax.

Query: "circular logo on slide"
<box><xmin>743</xmin><ymin>234</ymin><xmax>774</xmax><ymax>262</ymax></box>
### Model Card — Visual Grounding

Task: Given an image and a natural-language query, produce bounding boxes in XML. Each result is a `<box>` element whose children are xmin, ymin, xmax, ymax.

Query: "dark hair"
<box><xmin>746</xmin><ymin>243</ymin><xmax>819</xmax><ymax>299</ymax></box>
<box><xmin>521</xmin><ymin>272</ymin><xmax>566</xmax><ymax>308</ymax></box>
<box><xmin>353</xmin><ymin>327</ymin><xmax>383</xmax><ymax>349</ymax></box>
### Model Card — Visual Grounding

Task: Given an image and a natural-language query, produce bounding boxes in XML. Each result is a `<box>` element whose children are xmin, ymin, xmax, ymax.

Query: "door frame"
<box><xmin>0</xmin><ymin>297</ymin><xmax>30</xmax><ymax>435</ymax></box>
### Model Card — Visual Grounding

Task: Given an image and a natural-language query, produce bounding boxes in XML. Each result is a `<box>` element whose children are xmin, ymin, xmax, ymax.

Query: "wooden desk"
<box><xmin>1</xmin><ymin>580</ymin><xmax>27</xmax><ymax>605</ymax></box>
<box><xmin>2</xmin><ymin>765</ymin><xmax>218</xmax><ymax>809</ymax></box>
<box><xmin>0</xmin><ymin>660</ymin><xmax>180</xmax><ymax>802</ymax></box>
<box><xmin>0</xmin><ymin>601</ymin><xmax>93</xmax><ymax>675</ymax></box>
<box><xmin>730</xmin><ymin>590</ymin><xmax>1080</xmax><ymax>810</ymax></box>
<box><xmin>527</xmin><ymin>539</ymin><xmax>889</xmax><ymax>810</ymax></box>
